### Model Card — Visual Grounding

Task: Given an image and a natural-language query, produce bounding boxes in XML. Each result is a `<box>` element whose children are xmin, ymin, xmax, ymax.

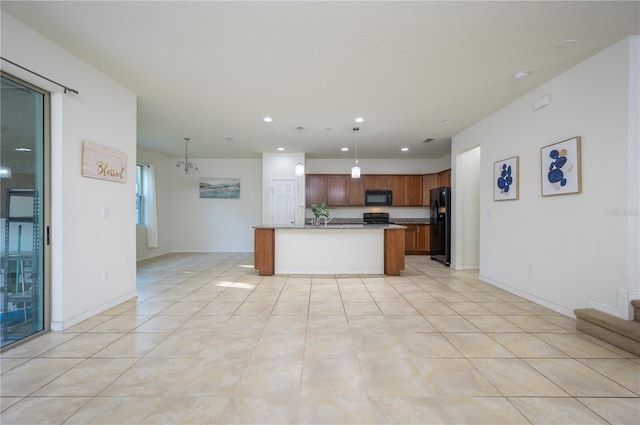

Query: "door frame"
<box><xmin>0</xmin><ymin>72</ymin><xmax>51</xmax><ymax>350</ymax></box>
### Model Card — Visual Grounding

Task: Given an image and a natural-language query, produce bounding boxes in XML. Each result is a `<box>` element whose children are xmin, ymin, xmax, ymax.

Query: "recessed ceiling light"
<box><xmin>341</xmin><ymin>147</ymin><xmax>349</xmax><ymax>151</ymax></box>
<box><xmin>401</xmin><ymin>147</ymin><xmax>409</xmax><ymax>152</ymax></box>
<box><xmin>15</xmin><ymin>147</ymin><xmax>31</xmax><ymax>152</ymax></box>
<box><xmin>513</xmin><ymin>70</ymin><xmax>529</xmax><ymax>80</ymax></box>
<box><xmin>263</xmin><ymin>116</ymin><xmax>273</xmax><ymax>123</ymax></box>
<box><xmin>442</xmin><ymin>118</ymin><xmax>454</xmax><ymax>124</ymax></box>
<box><xmin>277</xmin><ymin>147</ymin><xmax>285</xmax><ymax>151</ymax></box>
<box><xmin>355</xmin><ymin>117</ymin><xmax>364</xmax><ymax>123</ymax></box>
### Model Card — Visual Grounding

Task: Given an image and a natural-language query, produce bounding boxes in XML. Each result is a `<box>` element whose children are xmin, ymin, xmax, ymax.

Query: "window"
<box><xmin>136</xmin><ymin>164</ymin><xmax>144</xmax><ymax>225</ymax></box>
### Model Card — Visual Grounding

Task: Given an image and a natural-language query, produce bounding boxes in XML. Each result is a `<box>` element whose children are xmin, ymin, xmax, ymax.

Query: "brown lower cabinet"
<box><xmin>254</xmin><ymin>228</ymin><xmax>274</xmax><ymax>276</ymax></box>
<box><xmin>404</xmin><ymin>224</ymin><xmax>430</xmax><ymax>254</ymax></box>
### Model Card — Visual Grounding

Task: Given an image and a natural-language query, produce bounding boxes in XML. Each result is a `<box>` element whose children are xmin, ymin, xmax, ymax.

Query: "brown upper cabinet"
<box><xmin>306</xmin><ymin>170</ymin><xmax>449</xmax><ymax>207</ymax></box>
<box><xmin>327</xmin><ymin>175</ymin><xmax>346</xmax><ymax>206</ymax></box>
<box><xmin>346</xmin><ymin>177</ymin><xmax>365</xmax><ymax>206</ymax></box>
<box><xmin>391</xmin><ymin>175</ymin><xmax>422</xmax><ymax>206</ymax></box>
<box><xmin>363</xmin><ymin>175</ymin><xmax>391</xmax><ymax>190</ymax></box>
<box><xmin>437</xmin><ymin>169</ymin><xmax>451</xmax><ymax>188</ymax></box>
<box><xmin>306</xmin><ymin>175</ymin><xmax>327</xmax><ymax>206</ymax></box>
<box><xmin>422</xmin><ymin>174</ymin><xmax>438</xmax><ymax>206</ymax></box>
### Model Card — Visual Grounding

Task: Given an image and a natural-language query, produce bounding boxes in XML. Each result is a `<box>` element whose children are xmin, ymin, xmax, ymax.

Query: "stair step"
<box><xmin>574</xmin><ymin>308</ymin><xmax>640</xmax><ymax>356</ymax></box>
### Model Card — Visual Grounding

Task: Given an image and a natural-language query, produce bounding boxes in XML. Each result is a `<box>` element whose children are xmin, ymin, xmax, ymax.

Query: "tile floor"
<box><xmin>1</xmin><ymin>253</ymin><xmax>639</xmax><ymax>424</ymax></box>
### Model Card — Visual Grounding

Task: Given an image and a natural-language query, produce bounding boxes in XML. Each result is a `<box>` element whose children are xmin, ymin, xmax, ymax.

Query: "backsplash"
<box><xmin>305</xmin><ymin>206</ymin><xmax>430</xmax><ymax>221</ymax></box>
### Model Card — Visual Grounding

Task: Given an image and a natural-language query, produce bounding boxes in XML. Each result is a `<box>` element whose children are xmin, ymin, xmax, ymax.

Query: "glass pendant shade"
<box><xmin>294</xmin><ymin>126</ymin><xmax>305</xmax><ymax>176</ymax></box>
<box><xmin>351</xmin><ymin>161</ymin><xmax>361</xmax><ymax>179</ymax></box>
<box><xmin>351</xmin><ymin>127</ymin><xmax>361</xmax><ymax>178</ymax></box>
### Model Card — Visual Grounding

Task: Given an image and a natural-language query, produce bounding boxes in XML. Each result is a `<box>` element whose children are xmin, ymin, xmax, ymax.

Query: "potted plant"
<box><xmin>310</xmin><ymin>201</ymin><xmax>330</xmax><ymax>226</ymax></box>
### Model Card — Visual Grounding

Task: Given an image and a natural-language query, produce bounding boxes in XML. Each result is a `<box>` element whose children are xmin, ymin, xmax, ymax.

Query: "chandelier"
<box><xmin>176</xmin><ymin>137</ymin><xmax>198</xmax><ymax>174</ymax></box>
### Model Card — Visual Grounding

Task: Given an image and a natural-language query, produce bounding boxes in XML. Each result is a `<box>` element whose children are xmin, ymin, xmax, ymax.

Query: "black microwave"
<box><xmin>365</xmin><ymin>190</ymin><xmax>392</xmax><ymax>206</ymax></box>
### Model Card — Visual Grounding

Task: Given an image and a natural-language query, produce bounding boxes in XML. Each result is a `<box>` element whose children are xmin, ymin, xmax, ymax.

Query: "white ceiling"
<box><xmin>2</xmin><ymin>1</ymin><xmax>639</xmax><ymax>160</ymax></box>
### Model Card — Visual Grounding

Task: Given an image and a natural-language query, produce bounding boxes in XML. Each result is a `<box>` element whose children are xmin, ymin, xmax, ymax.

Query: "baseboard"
<box><xmin>171</xmin><ymin>250</ymin><xmax>254</xmax><ymax>253</ymax></box>
<box><xmin>50</xmin><ymin>290</ymin><xmax>138</xmax><ymax>331</ymax></box>
<box><xmin>478</xmin><ymin>274</ymin><xmax>574</xmax><ymax>318</ymax></box>
<box><xmin>588</xmin><ymin>299</ymin><xmax>625</xmax><ymax>319</ymax></box>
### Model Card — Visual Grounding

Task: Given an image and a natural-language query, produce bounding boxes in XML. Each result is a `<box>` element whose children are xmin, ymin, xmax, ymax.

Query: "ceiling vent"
<box><xmin>422</xmin><ymin>138</ymin><xmax>435</xmax><ymax>143</ymax></box>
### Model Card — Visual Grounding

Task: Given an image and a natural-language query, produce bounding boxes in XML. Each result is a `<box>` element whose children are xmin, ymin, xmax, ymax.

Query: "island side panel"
<box><xmin>254</xmin><ymin>228</ymin><xmax>275</xmax><ymax>276</ymax></box>
<box><xmin>275</xmin><ymin>228</ymin><xmax>384</xmax><ymax>274</ymax></box>
<box><xmin>384</xmin><ymin>228</ymin><xmax>405</xmax><ymax>275</ymax></box>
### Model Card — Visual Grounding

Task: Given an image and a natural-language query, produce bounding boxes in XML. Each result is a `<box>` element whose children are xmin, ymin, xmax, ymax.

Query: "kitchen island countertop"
<box><xmin>253</xmin><ymin>224</ymin><xmax>407</xmax><ymax>230</ymax></box>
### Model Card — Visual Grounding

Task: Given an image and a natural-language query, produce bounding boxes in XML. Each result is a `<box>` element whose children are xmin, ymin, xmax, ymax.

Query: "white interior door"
<box><xmin>270</xmin><ymin>179</ymin><xmax>296</xmax><ymax>225</ymax></box>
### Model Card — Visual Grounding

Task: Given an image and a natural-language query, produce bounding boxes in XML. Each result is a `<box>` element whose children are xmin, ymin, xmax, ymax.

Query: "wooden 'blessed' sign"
<box><xmin>82</xmin><ymin>141</ymin><xmax>127</xmax><ymax>183</ymax></box>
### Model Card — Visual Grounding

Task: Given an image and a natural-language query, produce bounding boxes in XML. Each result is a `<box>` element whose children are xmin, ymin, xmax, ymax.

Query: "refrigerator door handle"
<box><xmin>432</xmin><ymin>200</ymin><xmax>439</xmax><ymax>236</ymax></box>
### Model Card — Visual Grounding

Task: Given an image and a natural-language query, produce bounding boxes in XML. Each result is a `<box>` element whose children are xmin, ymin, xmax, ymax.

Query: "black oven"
<box><xmin>365</xmin><ymin>190</ymin><xmax>392</xmax><ymax>206</ymax></box>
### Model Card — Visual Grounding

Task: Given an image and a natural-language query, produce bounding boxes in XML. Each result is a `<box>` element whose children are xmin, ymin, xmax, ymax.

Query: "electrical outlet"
<box><xmin>102</xmin><ymin>270</ymin><xmax>109</xmax><ymax>281</ymax></box>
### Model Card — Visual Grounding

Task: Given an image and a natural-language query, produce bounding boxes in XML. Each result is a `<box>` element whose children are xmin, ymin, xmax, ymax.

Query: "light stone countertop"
<box><xmin>253</xmin><ymin>224</ymin><xmax>407</xmax><ymax>230</ymax></box>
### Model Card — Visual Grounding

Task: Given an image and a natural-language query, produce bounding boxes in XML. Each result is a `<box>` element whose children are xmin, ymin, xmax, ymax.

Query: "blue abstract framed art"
<box><xmin>541</xmin><ymin>137</ymin><xmax>581</xmax><ymax>196</ymax></box>
<box><xmin>494</xmin><ymin>156</ymin><xmax>519</xmax><ymax>201</ymax></box>
<box><xmin>199</xmin><ymin>178</ymin><xmax>240</xmax><ymax>199</ymax></box>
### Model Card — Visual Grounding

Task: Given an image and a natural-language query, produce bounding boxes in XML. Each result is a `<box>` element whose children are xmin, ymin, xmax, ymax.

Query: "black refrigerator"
<box><xmin>430</xmin><ymin>186</ymin><xmax>451</xmax><ymax>266</ymax></box>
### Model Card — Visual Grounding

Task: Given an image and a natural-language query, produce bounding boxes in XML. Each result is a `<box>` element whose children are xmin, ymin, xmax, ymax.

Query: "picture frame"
<box><xmin>199</xmin><ymin>178</ymin><xmax>240</xmax><ymax>199</ymax></box>
<box><xmin>540</xmin><ymin>136</ymin><xmax>581</xmax><ymax>196</ymax></box>
<box><xmin>494</xmin><ymin>156</ymin><xmax>519</xmax><ymax>201</ymax></box>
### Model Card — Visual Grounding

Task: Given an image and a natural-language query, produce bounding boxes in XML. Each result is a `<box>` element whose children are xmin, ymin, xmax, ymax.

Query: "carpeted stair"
<box><xmin>574</xmin><ymin>301</ymin><xmax>640</xmax><ymax>356</ymax></box>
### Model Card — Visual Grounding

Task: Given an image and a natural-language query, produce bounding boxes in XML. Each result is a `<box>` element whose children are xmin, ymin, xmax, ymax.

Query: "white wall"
<box><xmin>452</xmin><ymin>146</ymin><xmax>480</xmax><ymax>270</ymax></box>
<box><xmin>172</xmin><ymin>158</ymin><xmax>262</xmax><ymax>252</ymax></box>
<box><xmin>136</xmin><ymin>146</ymin><xmax>174</xmax><ymax>261</ymax></box>
<box><xmin>2</xmin><ymin>11</ymin><xmax>138</xmax><ymax>329</ymax></box>
<box><xmin>307</xmin><ymin>157</ymin><xmax>451</xmax><ymax>175</ymax></box>
<box><xmin>452</xmin><ymin>36</ymin><xmax>640</xmax><ymax>319</ymax></box>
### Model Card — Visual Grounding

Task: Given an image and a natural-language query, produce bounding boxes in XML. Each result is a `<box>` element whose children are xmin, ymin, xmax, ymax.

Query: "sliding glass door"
<box><xmin>0</xmin><ymin>73</ymin><xmax>48</xmax><ymax>347</ymax></box>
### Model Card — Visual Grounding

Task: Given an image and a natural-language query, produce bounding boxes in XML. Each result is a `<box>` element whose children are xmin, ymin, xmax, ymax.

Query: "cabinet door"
<box><xmin>404</xmin><ymin>224</ymin><xmax>418</xmax><ymax>253</ymax></box>
<box><xmin>422</xmin><ymin>174</ymin><xmax>438</xmax><ymax>206</ymax></box>
<box><xmin>363</xmin><ymin>175</ymin><xmax>379</xmax><ymax>190</ymax></box>
<box><xmin>437</xmin><ymin>169</ymin><xmax>451</xmax><ymax>187</ymax></box>
<box><xmin>306</xmin><ymin>175</ymin><xmax>327</xmax><ymax>206</ymax></box>
<box><xmin>378</xmin><ymin>175</ymin><xmax>392</xmax><ymax>190</ymax></box>
<box><xmin>417</xmin><ymin>224</ymin><xmax>430</xmax><ymax>253</ymax></box>
<box><xmin>405</xmin><ymin>175</ymin><xmax>423</xmax><ymax>206</ymax></box>
<box><xmin>346</xmin><ymin>176</ymin><xmax>365</xmax><ymax>206</ymax></box>
<box><xmin>391</xmin><ymin>176</ymin><xmax>406</xmax><ymax>206</ymax></box>
<box><xmin>327</xmin><ymin>175</ymin><xmax>347</xmax><ymax>206</ymax></box>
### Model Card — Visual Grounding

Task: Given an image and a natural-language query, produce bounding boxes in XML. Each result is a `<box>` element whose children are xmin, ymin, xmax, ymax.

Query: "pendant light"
<box><xmin>176</xmin><ymin>137</ymin><xmax>198</xmax><ymax>174</ymax></box>
<box><xmin>351</xmin><ymin>127</ymin><xmax>361</xmax><ymax>179</ymax></box>
<box><xmin>295</xmin><ymin>126</ymin><xmax>305</xmax><ymax>176</ymax></box>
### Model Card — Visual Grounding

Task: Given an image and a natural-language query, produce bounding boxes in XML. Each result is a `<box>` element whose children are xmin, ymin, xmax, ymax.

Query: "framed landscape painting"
<box><xmin>541</xmin><ymin>137</ymin><xmax>581</xmax><ymax>196</ymax></box>
<box><xmin>494</xmin><ymin>156</ymin><xmax>519</xmax><ymax>201</ymax></box>
<box><xmin>200</xmin><ymin>178</ymin><xmax>240</xmax><ymax>199</ymax></box>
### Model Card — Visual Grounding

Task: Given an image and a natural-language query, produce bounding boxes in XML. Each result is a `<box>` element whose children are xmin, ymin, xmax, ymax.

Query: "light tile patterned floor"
<box><xmin>1</xmin><ymin>253</ymin><xmax>639</xmax><ymax>424</ymax></box>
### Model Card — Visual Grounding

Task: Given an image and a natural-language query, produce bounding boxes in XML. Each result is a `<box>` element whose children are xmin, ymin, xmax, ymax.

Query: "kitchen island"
<box><xmin>254</xmin><ymin>224</ymin><xmax>405</xmax><ymax>276</ymax></box>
